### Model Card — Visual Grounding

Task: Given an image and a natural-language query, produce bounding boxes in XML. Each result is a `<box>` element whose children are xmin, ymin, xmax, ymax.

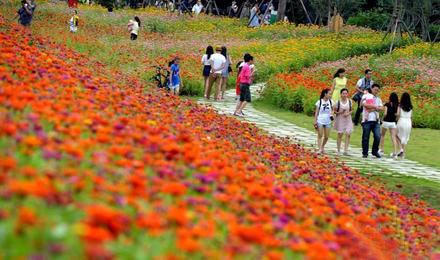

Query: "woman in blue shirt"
<box><xmin>169</xmin><ymin>57</ymin><xmax>181</xmax><ymax>95</ymax></box>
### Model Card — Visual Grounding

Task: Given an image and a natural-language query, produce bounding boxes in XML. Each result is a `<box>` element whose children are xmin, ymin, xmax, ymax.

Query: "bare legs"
<box><xmin>221</xmin><ymin>77</ymin><xmax>228</xmax><ymax>99</ymax></box>
<box><xmin>379</xmin><ymin>128</ymin><xmax>387</xmax><ymax>153</ymax></box>
<box><xmin>234</xmin><ymin>101</ymin><xmax>247</xmax><ymax>115</ymax></box>
<box><xmin>336</xmin><ymin>132</ymin><xmax>351</xmax><ymax>155</ymax></box>
<box><xmin>317</xmin><ymin>127</ymin><xmax>330</xmax><ymax>154</ymax></box>
<box><xmin>380</xmin><ymin>128</ymin><xmax>399</xmax><ymax>157</ymax></box>
<box><xmin>203</xmin><ymin>76</ymin><xmax>209</xmax><ymax>98</ymax></box>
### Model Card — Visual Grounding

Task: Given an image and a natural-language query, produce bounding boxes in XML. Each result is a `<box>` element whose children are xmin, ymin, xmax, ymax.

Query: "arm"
<box><xmin>331</xmin><ymin>80</ymin><xmax>336</xmax><ymax>94</ymax></box>
<box><xmin>382</xmin><ymin>106</ymin><xmax>388</xmax><ymax>120</ymax></box>
<box><xmin>24</xmin><ymin>4</ymin><xmax>32</xmax><ymax>15</ymax></box>
<box><xmin>218</xmin><ymin>61</ymin><xmax>226</xmax><ymax>72</ymax></box>
<box><xmin>314</xmin><ymin>105</ymin><xmax>319</xmax><ymax>124</ymax></box>
<box><xmin>356</xmin><ymin>79</ymin><xmax>363</xmax><ymax>92</ymax></box>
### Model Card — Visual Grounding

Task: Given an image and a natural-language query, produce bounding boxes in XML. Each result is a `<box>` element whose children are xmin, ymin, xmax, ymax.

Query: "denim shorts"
<box><xmin>317</xmin><ymin>123</ymin><xmax>332</xmax><ymax>128</ymax></box>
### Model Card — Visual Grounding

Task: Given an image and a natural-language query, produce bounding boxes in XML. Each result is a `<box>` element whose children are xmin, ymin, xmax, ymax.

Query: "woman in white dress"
<box><xmin>396</xmin><ymin>92</ymin><xmax>413</xmax><ymax>159</ymax></box>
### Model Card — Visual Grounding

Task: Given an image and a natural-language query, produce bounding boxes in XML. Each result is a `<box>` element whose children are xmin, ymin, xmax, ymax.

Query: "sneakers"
<box><xmin>372</xmin><ymin>153</ymin><xmax>382</xmax><ymax>159</ymax></box>
<box><xmin>362</xmin><ymin>154</ymin><xmax>368</xmax><ymax>158</ymax></box>
<box><xmin>378</xmin><ymin>150</ymin><xmax>384</xmax><ymax>156</ymax></box>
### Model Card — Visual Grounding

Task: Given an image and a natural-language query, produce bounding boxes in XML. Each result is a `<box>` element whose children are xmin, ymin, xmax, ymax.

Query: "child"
<box><xmin>362</xmin><ymin>90</ymin><xmax>377</xmax><ymax>122</ymax></box>
<box><xmin>169</xmin><ymin>57</ymin><xmax>181</xmax><ymax>96</ymax></box>
<box><xmin>69</xmin><ymin>10</ymin><xmax>79</xmax><ymax>33</ymax></box>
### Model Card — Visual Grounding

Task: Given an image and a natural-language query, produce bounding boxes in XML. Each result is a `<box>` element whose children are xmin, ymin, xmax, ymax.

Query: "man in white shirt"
<box><xmin>353</xmin><ymin>69</ymin><xmax>374</xmax><ymax>125</ymax></box>
<box><xmin>361</xmin><ymin>83</ymin><xmax>383</xmax><ymax>158</ymax></box>
<box><xmin>206</xmin><ymin>46</ymin><xmax>226</xmax><ymax>100</ymax></box>
<box><xmin>192</xmin><ymin>0</ymin><xmax>203</xmax><ymax>15</ymax></box>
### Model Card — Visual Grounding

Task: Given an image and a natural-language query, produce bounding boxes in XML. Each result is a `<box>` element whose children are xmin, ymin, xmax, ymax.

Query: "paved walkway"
<box><xmin>198</xmin><ymin>84</ymin><xmax>440</xmax><ymax>182</ymax></box>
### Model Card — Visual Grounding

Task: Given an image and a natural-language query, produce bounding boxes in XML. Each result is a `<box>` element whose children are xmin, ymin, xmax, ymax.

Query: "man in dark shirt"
<box><xmin>15</xmin><ymin>0</ymin><xmax>36</xmax><ymax>26</ymax></box>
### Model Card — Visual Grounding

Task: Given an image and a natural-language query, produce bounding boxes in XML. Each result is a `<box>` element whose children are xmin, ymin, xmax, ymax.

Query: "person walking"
<box><xmin>220</xmin><ymin>46</ymin><xmax>232</xmax><ymax>100</ymax></box>
<box><xmin>396</xmin><ymin>92</ymin><xmax>413</xmax><ymax>159</ymax></box>
<box><xmin>314</xmin><ymin>88</ymin><xmax>334</xmax><ymax>154</ymax></box>
<box><xmin>249</xmin><ymin>3</ymin><xmax>260</xmax><ymax>27</ymax></box>
<box><xmin>206</xmin><ymin>46</ymin><xmax>226</xmax><ymax>100</ymax></box>
<box><xmin>69</xmin><ymin>10</ymin><xmax>79</xmax><ymax>33</ymax></box>
<box><xmin>127</xmin><ymin>16</ymin><xmax>141</xmax><ymax>41</ymax></box>
<box><xmin>234</xmin><ymin>54</ymin><xmax>254</xmax><ymax>116</ymax></box>
<box><xmin>201</xmin><ymin>46</ymin><xmax>214</xmax><ymax>98</ymax></box>
<box><xmin>15</xmin><ymin>0</ymin><xmax>34</xmax><ymax>27</ymax></box>
<box><xmin>379</xmin><ymin>92</ymin><xmax>399</xmax><ymax>158</ymax></box>
<box><xmin>353</xmin><ymin>69</ymin><xmax>374</xmax><ymax>125</ymax></box>
<box><xmin>361</xmin><ymin>84</ymin><xmax>383</xmax><ymax>158</ymax></box>
<box><xmin>169</xmin><ymin>57</ymin><xmax>181</xmax><ymax>95</ymax></box>
<box><xmin>333</xmin><ymin>88</ymin><xmax>353</xmax><ymax>155</ymax></box>
<box><xmin>331</xmin><ymin>68</ymin><xmax>347</xmax><ymax>103</ymax></box>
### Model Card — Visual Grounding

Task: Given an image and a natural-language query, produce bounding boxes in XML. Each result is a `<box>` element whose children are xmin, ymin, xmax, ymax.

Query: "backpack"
<box><xmin>317</xmin><ymin>99</ymin><xmax>333</xmax><ymax>116</ymax></box>
<box><xmin>336</xmin><ymin>100</ymin><xmax>352</xmax><ymax>112</ymax></box>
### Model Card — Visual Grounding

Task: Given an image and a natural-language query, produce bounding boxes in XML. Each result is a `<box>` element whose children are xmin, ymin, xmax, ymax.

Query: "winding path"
<box><xmin>198</xmin><ymin>84</ymin><xmax>440</xmax><ymax>182</ymax></box>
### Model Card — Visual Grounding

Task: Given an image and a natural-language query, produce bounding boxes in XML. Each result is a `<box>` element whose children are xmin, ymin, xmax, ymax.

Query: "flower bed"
<box><xmin>262</xmin><ymin>43</ymin><xmax>440</xmax><ymax>129</ymax></box>
<box><xmin>1</xmin><ymin>16</ymin><xmax>440</xmax><ymax>259</ymax></box>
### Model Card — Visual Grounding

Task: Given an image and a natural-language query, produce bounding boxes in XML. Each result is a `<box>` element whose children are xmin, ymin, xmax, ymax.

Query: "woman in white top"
<box><xmin>127</xmin><ymin>16</ymin><xmax>140</xmax><ymax>41</ymax></box>
<box><xmin>201</xmin><ymin>46</ymin><xmax>214</xmax><ymax>98</ymax></box>
<box><xmin>314</xmin><ymin>88</ymin><xmax>334</xmax><ymax>154</ymax></box>
<box><xmin>396</xmin><ymin>92</ymin><xmax>413</xmax><ymax>159</ymax></box>
<box><xmin>333</xmin><ymin>88</ymin><xmax>353</xmax><ymax>155</ymax></box>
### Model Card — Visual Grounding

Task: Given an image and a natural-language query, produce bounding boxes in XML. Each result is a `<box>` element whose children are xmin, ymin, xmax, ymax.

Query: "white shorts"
<box><xmin>382</xmin><ymin>121</ymin><xmax>396</xmax><ymax>129</ymax></box>
<box><xmin>170</xmin><ymin>84</ymin><xmax>180</xmax><ymax>90</ymax></box>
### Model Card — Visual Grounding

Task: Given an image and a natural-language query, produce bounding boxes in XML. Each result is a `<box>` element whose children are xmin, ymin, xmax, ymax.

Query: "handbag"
<box><xmin>228</xmin><ymin>65</ymin><xmax>232</xmax><ymax>73</ymax></box>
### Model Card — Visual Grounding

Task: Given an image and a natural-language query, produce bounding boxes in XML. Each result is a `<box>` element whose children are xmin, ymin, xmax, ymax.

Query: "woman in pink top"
<box><xmin>234</xmin><ymin>54</ymin><xmax>253</xmax><ymax>116</ymax></box>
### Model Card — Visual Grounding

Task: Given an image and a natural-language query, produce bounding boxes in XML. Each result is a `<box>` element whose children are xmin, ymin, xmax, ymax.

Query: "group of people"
<box><xmin>315</xmin><ymin>68</ymin><xmax>413</xmax><ymax>159</ymax></box>
<box><xmin>200</xmin><ymin>46</ymin><xmax>255</xmax><ymax>116</ymax></box>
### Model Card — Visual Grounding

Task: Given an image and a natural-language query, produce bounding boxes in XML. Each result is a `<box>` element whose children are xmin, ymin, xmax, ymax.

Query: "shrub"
<box><xmin>347</xmin><ymin>9</ymin><xmax>390</xmax><ymax>31</ymax></box>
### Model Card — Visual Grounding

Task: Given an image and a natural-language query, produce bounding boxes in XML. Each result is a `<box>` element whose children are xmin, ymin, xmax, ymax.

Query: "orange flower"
<box><xmin>176</xmin><ymin>238</ymin><xmax>201</xmax><ymax>253</ymax></box>
<box><xmin>162</xmin><ymin>182</ymin><xmax>187</xmax><ymax>196</ymax></box>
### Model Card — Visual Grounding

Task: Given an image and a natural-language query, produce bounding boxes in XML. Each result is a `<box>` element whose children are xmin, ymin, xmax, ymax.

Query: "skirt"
<box><xmin>203</xmin><ymin>65</ymin><xmax>211</xmax><ymax>77</ymax></box>
<box><xmin>397</xmin><ymin>118</ymin><xmax>412</xmax><ymax>145</ymax></box>
<box><xmin>333</xmin><ymin>114</ymin><xmax>353</xmax><ymax>134</ymax></box>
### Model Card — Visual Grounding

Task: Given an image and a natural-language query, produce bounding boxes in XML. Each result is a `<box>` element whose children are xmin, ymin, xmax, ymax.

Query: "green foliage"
<box><xmin>144</xmin><ymin>18</ymin><xmax>171</xmax><ymax>33</ymax></box>
<box><xmin>347</xmin><ymin>9</ymin><xmax>390</xmax><ymax>31</ymax></box>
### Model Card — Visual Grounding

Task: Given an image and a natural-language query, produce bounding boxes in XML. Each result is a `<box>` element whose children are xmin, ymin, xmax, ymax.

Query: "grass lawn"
<box><xmin>253</xmin><ymin>100</ymin><xmax>440</xmax><ymax>209</ymax></box>
<box><xmin>253</xmin><ymin>100</ymin><xmax>440</xmax><ymax>169</ymax></box>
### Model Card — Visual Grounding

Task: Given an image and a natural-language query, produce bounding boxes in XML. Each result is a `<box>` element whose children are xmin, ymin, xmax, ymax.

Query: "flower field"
<box><xmin>1</xmin><ymin>11</ymin><xmax>440</xmax><ymax>260</ymax></box>
<box><xmin>262</xmin><ymin>43</ymin><xmax>440</xmax><ymax>129</ymax></box>
<box><xmin>0</xmin><ymin>1</ymin><xmax>410</xmax><ymax>96</ymax></box>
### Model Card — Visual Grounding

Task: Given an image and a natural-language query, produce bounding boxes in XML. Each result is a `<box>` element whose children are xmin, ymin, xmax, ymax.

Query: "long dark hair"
<box><xmin>333</xmin><ymin>68</ymin><xmax>345</xmax><ymax>79</ymax></box>
<box><xmin>206</xmin><ymin>46</ymin><xmax>214</xmax><ymax>59</ymax></box>
<box><xmin>400</xmin><ymin>92</ymin><xmax>413</xmax><ymax>112</ymax></box>
<box><xmin>388</xmin><ymin>92</ymin><xmax>399</xmax><ymax>110</ymax></box>
<box><xmin>221</xmin><ymin>46</ymin><xmax>227</xmax><ymax>58</ymax></box>
<box><xmin>320</xmin><ymin>88</ymin><xmax>331</xmax><ymax>99</ymax></box>
<box><xmin>134</xmin><ymin>16</ymin><xmax>141</xmax><ymax>27</ymax></box>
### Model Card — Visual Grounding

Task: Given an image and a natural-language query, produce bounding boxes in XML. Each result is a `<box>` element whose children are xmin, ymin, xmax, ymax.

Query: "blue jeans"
<box><xmin>362</xmin><ymin>121</ymin><xmax>381</xmax><ymax>156</ymax></box>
